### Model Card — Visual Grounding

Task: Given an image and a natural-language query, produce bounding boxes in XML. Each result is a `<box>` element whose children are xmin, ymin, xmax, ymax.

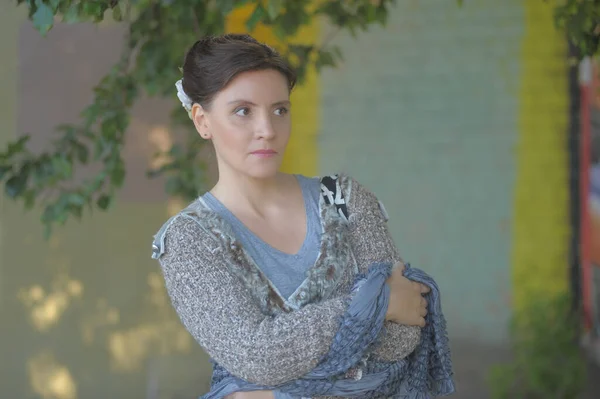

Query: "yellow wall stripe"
<box><xmin>512</xmin><ymin>0</ymin><xmax>570</xmax><ymax>310</ymax></box>
<box><xmin>226</xmin><ymin>6</ymin><xmax>320</xmax><ymax>176</ymax></box>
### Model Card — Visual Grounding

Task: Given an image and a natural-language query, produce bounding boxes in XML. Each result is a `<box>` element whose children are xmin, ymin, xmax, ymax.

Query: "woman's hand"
<box><xmin>385</xmin><ymin>262</ymin><xmax>430</xmax><ymax>327</ymax></box>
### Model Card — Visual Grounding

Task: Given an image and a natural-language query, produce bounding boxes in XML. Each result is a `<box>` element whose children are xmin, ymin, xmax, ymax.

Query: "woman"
<box><xmin>152</xmin><ymin>34</ymin><xmax>454</xmax><ymax>399</ymax></box>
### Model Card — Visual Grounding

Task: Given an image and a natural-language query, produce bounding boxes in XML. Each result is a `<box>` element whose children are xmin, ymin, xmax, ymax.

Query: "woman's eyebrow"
<box><xmin>226</xmin><ymin>99</ymin><xmax>291</xmax><ymax>106</ymax></box>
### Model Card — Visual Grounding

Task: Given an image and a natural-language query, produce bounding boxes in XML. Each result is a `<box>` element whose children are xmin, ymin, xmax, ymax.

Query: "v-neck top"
<box><xmin>202</xmin><ymin>175</ymin><xmax>322</xmax><ymax>300</ymax></box>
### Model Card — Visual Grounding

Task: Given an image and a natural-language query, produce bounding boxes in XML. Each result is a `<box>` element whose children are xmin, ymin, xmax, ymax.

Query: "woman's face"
<box><xmin>193</xmin><ymin>69</ymin><xmax>291</xmax><ymax>180</ymax></box>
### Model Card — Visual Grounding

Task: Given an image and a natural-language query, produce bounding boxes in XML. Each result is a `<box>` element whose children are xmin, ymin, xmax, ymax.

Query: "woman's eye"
<box><xmin>234</xmin><ymin>107</ymin><xmax>250</xmax><ymax>116</ymax></box>
<box><xmin>274</xmin><ymin>107</ymin><xmax>289</xmax><ymax>116</ymax></box>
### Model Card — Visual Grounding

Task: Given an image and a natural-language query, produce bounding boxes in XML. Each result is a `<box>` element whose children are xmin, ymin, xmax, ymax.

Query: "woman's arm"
<box><xmin>343</xmin><ymin>175</ymin><xmax>422</xmax><ymax>361</ymax></box>
<box><xmin>158</xmin><ymin>214</ymin><xmax>386</xmax><ymax>387</ymax></box>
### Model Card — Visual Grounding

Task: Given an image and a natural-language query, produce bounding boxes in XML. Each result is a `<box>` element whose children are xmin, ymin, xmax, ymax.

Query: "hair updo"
<box><xmin>181</xmin><ymin>34</ymin><xmax>297</xmax><ymax>110</ymax></box>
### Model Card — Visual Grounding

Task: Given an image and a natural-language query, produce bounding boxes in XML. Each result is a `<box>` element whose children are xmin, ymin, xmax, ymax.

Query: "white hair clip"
<box><xmin>175</xmin><ymin>79</ymin><xmax>193</xmax><ymax>119</ymax></box>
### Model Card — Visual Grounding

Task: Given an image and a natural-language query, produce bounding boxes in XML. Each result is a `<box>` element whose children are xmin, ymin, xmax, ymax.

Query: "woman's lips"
<box><xmin>251</xmin><ymin>149</ymin><xmax>277</xmax><ymax>157</ymax></box>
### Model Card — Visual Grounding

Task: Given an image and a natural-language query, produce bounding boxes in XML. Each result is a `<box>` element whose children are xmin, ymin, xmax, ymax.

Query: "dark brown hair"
<box><xmin>181</xmin><ymin>34</ymin><xmax>296</xmax><ymax>109</ymax></box>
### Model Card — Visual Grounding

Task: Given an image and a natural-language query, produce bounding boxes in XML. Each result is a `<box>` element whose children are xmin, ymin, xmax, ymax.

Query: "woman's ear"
<box><xmin>191</xmin><ymin>103</ymin><xmax>212</xmax><ymax>139</ymax></box>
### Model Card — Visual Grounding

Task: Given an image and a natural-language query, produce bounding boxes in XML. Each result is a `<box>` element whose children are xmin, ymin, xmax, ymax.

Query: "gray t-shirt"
<box><xmin>202</xmin><ymin>175</ymin><xmax>321</xmax><ymax>299</ymax></box>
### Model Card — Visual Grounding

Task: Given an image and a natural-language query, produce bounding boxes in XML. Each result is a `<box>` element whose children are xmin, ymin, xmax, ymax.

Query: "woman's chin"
<box><xmin>244</xmin><ymin>164</ymin><xmax>282</xmax><ymax>180</ymax></box>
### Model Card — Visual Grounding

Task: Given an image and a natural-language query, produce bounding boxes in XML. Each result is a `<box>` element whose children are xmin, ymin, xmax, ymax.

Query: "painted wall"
<box><xmin>318</xmin><ymin>0</ymin><xmax>570</xmax><ymax>343</ymax></box>
<box><xmin>319</xmin><ymin>0</ymin><xmax>521</xmax><ymax>342</ymax></box>
<box><xmin>512</xmin><ymin>0</ymin><xmax>570</xmax><ymax>311</ymax></box>
<box><xmin>0</xmin><ymin>0</ymin><xmax>571</xmax><ymax>398</ymax></box>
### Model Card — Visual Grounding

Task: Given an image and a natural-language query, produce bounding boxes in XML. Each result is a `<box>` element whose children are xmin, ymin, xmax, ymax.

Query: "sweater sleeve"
<box><xmin>158</xmin><ymin>214</ymin><xmax>353</xmax><ymax>386</ymax></box>
<box><xmin>343</xmin><ymin>175</ymin><xmax>422</xmax><ymax>361</ymax></box>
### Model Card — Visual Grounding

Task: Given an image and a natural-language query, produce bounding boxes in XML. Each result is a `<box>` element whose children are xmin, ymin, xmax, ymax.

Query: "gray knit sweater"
<box><xmin>152</xmin><ymin>174</ymin><xmax>423</xmax><ymax>394</ymax></box>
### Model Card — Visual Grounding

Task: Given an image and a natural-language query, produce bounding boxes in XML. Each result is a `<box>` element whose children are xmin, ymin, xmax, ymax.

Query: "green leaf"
<box><xmin>5</xmin><ymin>172</ymin><xmax>28</xmax><ymax>198</ymax></box>
<box><xmin>5</xmin><ymin>135</ymin><xmax>30</xmax><ymax>158</ymax></box>
<box><xmin>315</xmin><ymin>50</ymin><xmax>336</xmax><ymax>71</ymax></box>
<box><xmin>23</xmin><ymin>190</ymin><xmax>36</xmax><ymax>210</ymax></box>
<box><xmin>75</xmin><ymin>143</ymin><xmax>89</xmax><ymax>163</ymax></box>
<box><xmin>331</xmin><ymin>45</ymin><xmax>344</xmax><ymax>61</ymax></box>
<box><xmin>112</xmin><ymin>5</ymin><xmax>122</xmax><ymax>22</ymax></box>
<box><xmin>83</xmin><ymin>174</ymin><xmax>104</xmax><ymax>196</ymax></box>
<box><xmin>110</xmin><ymin>166</ymin><xmax>125</xmax><ymax>187</ymax></box>
<box><xmin>0</xmin><ymin>165</ymin><xmax>11</xmax><ymax>180</ymax></box>
<box><xmin>375</xmin><ymin>5</ymin><xmax>388</xmax><ymax>25</ymax></box>
<box><xmin>43</xmin><ymin>224</ymin><xmax>52</xmax><ymax>240</ymax></box>
<box><xmin>275</xmin><ymin>7</ymin><xmax>306</xmax><ymax>37</ymax></box>
<box><xmin>61</xmin><ymin>4</ymin><xmax>81</xmax><ymax>23</ymax></box>
<box><xmin>69</xmin><ymin>204</ymin><xmax>83</xmax><ymax>219</ymax></box>
<box><xmin>273</xmin><ymin>24</ymin><xmax>288</xmax><ymax>41</ymax></box>
<box><xmin>246</xmin><ymin>4</ymin><xmax>266</xmax><ymax>32</ymax></box>
<box><xmin>215</xmin><ymin>0</ymin><xmax>235</xmax><ymax>15</ymax></box>
<box><xmin>82</xmin><ymin>2</ymin><xmax>104</xmax><ymax>19</ymax></box>
<box><xmin>32</xmin><ymin>0</ymin><xmax>55</xmax><ymax>35</ymax></box>
<box><xmin>41</xmin><ymin>205</ymin><xmax>54</xmax><ymax>224</ymax></box>
<box><xmin>69</xmin><ymin>193</ymin><xmax>86</xmax><ymax>207</ymax></box>
<box><xmin>97</xmin><ymin>194</ymin><xmax>111</xmax><ymax>210</ymax></box>
<box><xmin>33</xmin><ymin>156</ymin><xmax>54</xmax><ymax>183</ymax></box>
<box><xmin>165</xmin><ymin>177</ymin><xmax>180</xmax><ymax>195</ymax></box>
<box><xmin>51</xmin><ymin>156</ymin><xmax>72</xmax><ymax>178</ymax></box>
<box><xmin>267</xmin><ymin>0</ymin><xmax>283</xmax><ymax>20</ymax></box>
<box><xmin>48</xmin><ymin>0</ymin><xmax>60</xmax><ymax>10</ymax></box>
<box><xmin>56</xmin><ymin>209</ymin><xmax>68</xmax><ymax>225</ymax></box>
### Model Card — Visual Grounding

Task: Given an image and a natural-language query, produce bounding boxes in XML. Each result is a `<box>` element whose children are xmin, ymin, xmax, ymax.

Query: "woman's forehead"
<box><xmin>216</xmin><ymin>70</ymin><xmax>290</xmax><ymax>103</ymax></box>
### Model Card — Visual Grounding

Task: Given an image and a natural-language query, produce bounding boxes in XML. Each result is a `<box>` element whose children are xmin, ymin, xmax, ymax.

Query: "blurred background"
<box><xmin>1</xmin><ymin>0</ymin><xmax>599</xmax><ymax>398</ymax></box>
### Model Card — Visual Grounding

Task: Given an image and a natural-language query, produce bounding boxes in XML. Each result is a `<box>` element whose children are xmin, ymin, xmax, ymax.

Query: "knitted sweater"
<box><xmin>152</xmin><ymin>174</ymin><xmax>454</xmax><ymax>398</ymax></box>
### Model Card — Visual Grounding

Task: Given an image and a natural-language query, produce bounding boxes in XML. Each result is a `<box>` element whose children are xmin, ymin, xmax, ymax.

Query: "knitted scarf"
<box><xmin>203</xmin><ymin>262</ymin><xmax>455</xmax><ymax>399</ymax></box>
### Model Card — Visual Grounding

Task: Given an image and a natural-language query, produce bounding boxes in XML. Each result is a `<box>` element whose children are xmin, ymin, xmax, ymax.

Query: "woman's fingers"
<box><xmin>395</xmin><ymin>261</ymin><xmax>406</xmax><ymax>274</ymax></box>
<box><xmin>419</xmin><ymin>297</ymin><xmax>428</xmax><ymax>317</ymax></box>
<box><xmin>410</xmin><ymin>281</ymin><xmax>431</xmax><ymax>294</ymax></box>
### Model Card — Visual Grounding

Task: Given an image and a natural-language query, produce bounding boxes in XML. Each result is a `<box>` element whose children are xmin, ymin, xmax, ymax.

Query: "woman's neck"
<box><xmin>211</xmin><ymin>170</ymin><xmax>293</xmax><ymax>216</ymax></box>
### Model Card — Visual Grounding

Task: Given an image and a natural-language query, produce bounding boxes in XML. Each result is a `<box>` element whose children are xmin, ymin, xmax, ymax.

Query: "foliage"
<box><xmin>488</xmin><ymin>293</ymin><xmax>587</xmax><ymax>399</ymax></box>
<box><xmin>2</xmin><ymin>0</ymin><xmax>397</xmax><ymax>237</ymax></box>
<box><xmin>2</xmin><ymin>0</ymin><xmax>600</xmax><ymax>237</ymax></box>
<box><xmin>553</xmin><ymin>0</ymin><xmax>600</xmax><ymax>58</ymax></box>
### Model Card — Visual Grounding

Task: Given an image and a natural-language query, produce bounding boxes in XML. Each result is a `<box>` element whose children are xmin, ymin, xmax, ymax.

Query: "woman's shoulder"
<box><xmin>314</xmin><ymin>173</ymin><xmax>376</xmax><ymax>202</ymax></box>
<box><xmin>151</xmin><ymin>198</ymin><xmax>225</xmax><ymax>261</ymax></box>
<box><xmin>316</xmin><ymin>173</ymin><xmax>388</xmax><ymax>221</ymax></box>
<box><xmin>297</xmin><ymin>172</ymin><xmax>354</xmax><ymax>193</ymax></box>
